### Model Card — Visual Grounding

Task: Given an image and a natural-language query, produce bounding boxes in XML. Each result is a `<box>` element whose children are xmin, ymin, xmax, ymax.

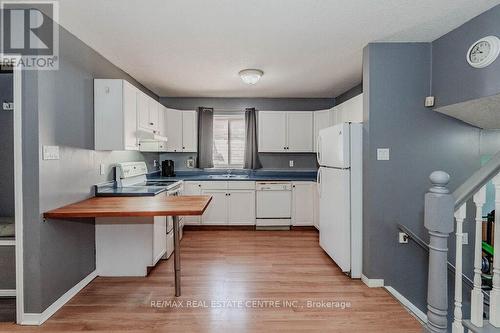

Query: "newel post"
<box><xmin>424</xmin><ymin>171</ymin><xmax>455</xmax><ymax>333</ymax></box>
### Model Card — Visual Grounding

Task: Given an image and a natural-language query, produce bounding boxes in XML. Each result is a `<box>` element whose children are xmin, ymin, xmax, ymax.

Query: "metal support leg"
<box><xmin>173</xmin><ymin>215</ymin><xmax>181</xmax><ymax>297</ymax></box>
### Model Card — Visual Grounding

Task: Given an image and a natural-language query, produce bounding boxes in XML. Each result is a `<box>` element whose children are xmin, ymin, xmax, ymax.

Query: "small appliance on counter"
<box><xmin>162</xmin><ymin>160</ymin><xmax>175</xmax><ymax>177</ymax></box>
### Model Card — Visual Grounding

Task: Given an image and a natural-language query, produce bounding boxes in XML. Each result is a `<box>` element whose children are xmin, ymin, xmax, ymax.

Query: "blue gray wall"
<box><xmin>432</xmin><ymin>4</ymin><xmax>500</xmax><ymax>108</ymax></box>
<box><xmin>22</xmin><ymin>22</ymin><xmax>158</xmax><ymax>312</ymax></box>
<box><xmin>362</xmin><ymin>43</ymin><xmax>481</xmax><ymax>318</ymax></box>
<box><xmin>159</xmin><ymin>97</ymin><xmax>335</xmax><ymax>171</ymax></box>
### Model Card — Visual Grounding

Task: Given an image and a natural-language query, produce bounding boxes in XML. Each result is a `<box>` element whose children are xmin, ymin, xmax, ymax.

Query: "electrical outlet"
<box><xmin>399</xmin><ymin>232</ymin><xmax>409</xmax><ymax>244</ymax></box>
<box><xmin>42</xmin><ymin>145</ymin><xmax>60</xmax><ymax>160</ymax></box>
<box><xmin>377</xmin><ymin>148</ymin><xmax>390</xmax><ymax>161</ymax></box>
<box><xmin>462</xmin><ymin>233</ymin><xmax>468</xmax><ymax>245</ymax></box>
<box><xmin>99</xmin><ymin>164</ymin><xmax>106</xmax><ymax>175</ymax></box>
<box><xmin>289</xmin><ymin>160</ymin><xmax>294</xmax><ymax>168</ymax></box>
<box><xmin>153</xmin><ymin>160</ymin><xmax>158</xmax><ymax>168</ymax></box>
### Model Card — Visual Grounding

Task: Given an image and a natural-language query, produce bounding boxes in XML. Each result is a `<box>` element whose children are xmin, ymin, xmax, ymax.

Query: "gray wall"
<box><xmin>335</xmin><ymin>83</ymin><xmax>362</xmax><ymax>106</ymax></box>
<box><xmin>23</xmin><ymin>23</ymin><xmax>159</xmax><ymax>313</ymax></box>
<box><xmin>159</xmin><ymin>97</ymin><xmax>334</xmax><ymax>171</ymax></box>
<box><xmin>362</xmin><ymin>43</ymin><xmax>481</xmax><ymax>318</ymax></box>
<box><xmin>432</xmin><ymin>4</ymin><xmax>500</xmax><ymax>108</ymax></box>
<box><xmin>0</xmin><ymin>72</ymin><xmax>14</xmax><ymax>217</ymax></box>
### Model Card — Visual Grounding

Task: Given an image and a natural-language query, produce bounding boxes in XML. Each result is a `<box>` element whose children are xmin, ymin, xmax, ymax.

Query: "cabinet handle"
<box><xmin>149</xmin><ymin>122</ymin><xmax>154</xmax><ymax>125</ymax></box>
<box><xmin>183</xmin><ymin>146</ymin><xmax>185</xmax><ymax>149</ymax></box>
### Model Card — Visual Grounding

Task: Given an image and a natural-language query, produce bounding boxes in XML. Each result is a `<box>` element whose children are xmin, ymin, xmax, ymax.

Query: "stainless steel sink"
<box><xmin>207</xmin><ymin>174</ymin><xmax>249</xmax><ymax>179</ymax></box>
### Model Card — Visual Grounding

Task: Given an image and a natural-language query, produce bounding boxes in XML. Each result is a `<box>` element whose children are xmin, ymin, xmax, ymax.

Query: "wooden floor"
<box><xmin>0</xmin><ymin>230</ymin><xmax>421</xmax><ymax>332</ymax></box>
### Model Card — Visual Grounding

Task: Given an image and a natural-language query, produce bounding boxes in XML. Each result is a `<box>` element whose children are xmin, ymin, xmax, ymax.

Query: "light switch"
<box><xmin>42</xmin><ymin>145</ymin><xmax>60</xmax><ymax>160</ymax></box>
<box><xmin>377</xmin><ymin>148</ymin><xmax>390</xmax><ymax>161</ymax></box>
<box><xmin>289</xmin><ymin>160</ymin><xmax>294</xmax><ymax>168</ymax></box>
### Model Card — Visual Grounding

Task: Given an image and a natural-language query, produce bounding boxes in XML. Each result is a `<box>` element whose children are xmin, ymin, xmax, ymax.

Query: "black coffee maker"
<box><xmin>161</xmin><ymin>160</ymin><xmax>175</xmax><ymax>177</ymax></box>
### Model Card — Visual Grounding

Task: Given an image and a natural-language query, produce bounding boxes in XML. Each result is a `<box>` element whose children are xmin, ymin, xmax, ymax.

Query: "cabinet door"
<box><xmin>148</xmin><ymin>97</ymin><xmax>159</xmax><ymax>132</ymax></box>
<box><xmin>122</xmin><ymin>82</ymin><xmax>138</xmax><ymax>150</ymax></box>
<box><xmin>201</xmin><ymin>190</ymin><xmax>228</xmax><ymax>225</ymax></box>
<box><xmin>228</xmin><ymin>190</ymin><xmax>255</xmax><ymax>225</ymax></box>
<box><xmin>313</xmin><ymin>110</ymin><xmax>331</xmax><ymax>153</ymax></box>
<box><xmin>183</xmin><ymin>182</ymin><xmax>202</xmax><ymax>225</ymax></box>
<box><xmin>341</xmin><ymin>94</ymin><xmax>363</xmax><ymax>123</ymax></box>
<box><xmin>287</xmin><ymin>112</ymin><xmax>313</xmax><ymax>152</ymax></box>
<box><xmin>292</xmin><ymin>182</ymin><xmax>315</xmax><ymax>226</ymax></box>
<box><xmin>137</xmin><ymin>91</ymin><xmax>150</xmax><ymax>131</ymax></box>
<box><xmin>258</xmin><ymin>111</ymin><xmax>287</xmax><ymax>152</ymax></box>
<box><xmin>165</xmin><ymin>108</ymin><xmax>183</xmax><ymax>152</ymax></box>
<box><xmin>158</xmin><ymin>105</ymin><xmax>166</xmax><ymax>136</ymax></box>
<box><xmin>313</xmin><ymin>181</ymin><xmax>320</xmax><ymax>230</ymax></box>
<box><xmin>182</xmin><ymin>111</ymin><xmax>198</xmax><ymax>152</ymax></box>
<box><xmin>153</xmin><ymin>216</ymin><xmax>167</xmax><ymax>264</ymax></box>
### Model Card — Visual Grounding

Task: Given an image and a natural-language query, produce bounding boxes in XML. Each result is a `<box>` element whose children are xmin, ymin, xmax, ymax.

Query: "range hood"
<box><xmin>136</xmin><ymin>129</ymin><xmax>168</xmax><ymax>142</ymax></box>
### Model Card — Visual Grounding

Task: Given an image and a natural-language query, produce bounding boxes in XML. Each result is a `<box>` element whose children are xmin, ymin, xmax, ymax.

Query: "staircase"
<box><xmin>424</xmin><ymin>152</ymin><xmax>500</xmax><ymax>332</ymax></box>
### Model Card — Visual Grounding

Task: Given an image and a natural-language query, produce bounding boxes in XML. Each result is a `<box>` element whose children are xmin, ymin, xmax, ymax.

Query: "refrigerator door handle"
<box><xmin>316</xmin><ymin>135</ymin><xmax>321</xmax><ymax>165</ymax></box>
<box><xmin>317</xmin><ymin>168</ymin><xmax>322</xmax><ymax>197</ymax></box>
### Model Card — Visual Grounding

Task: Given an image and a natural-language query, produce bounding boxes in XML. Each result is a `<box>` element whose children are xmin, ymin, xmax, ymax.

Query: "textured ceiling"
<box><xmin>58</xmin><ymin>0</ymin><xmax>500</xmax><ymax>98</ymax></box>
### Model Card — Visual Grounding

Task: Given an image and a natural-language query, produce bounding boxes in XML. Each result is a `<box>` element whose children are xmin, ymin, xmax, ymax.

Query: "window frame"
<box><xmin>212</xmin><ymin>112</ymin><xmax>246</xmax><ymax>169</ymax></box>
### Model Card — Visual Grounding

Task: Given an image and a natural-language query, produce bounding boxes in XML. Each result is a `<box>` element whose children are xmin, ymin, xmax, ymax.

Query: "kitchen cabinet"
<box><xmin>258</xmin><ymin>111</ymin><xmax>313</xmax><ymax>152</ymax></box>
<box><xmin>291</xmin><ymin>182</ymin><xmax>315</xmax><ymax>226</ymax></box>
<box><xmin>314</xmin><ymin>109</ymin><xmax>332</xmax><ymax>152</ymax></box>
<box><xmin>182</xmin><ymin>181</ymin><xmax>202</xmax><ymax>225</ymax></box>
<box><xmin>182</xmin><ymin>111</ymin><xmax>198</xmax><ymax>152</ymax></box>
<box><xmin>200</xmin><ymin>181</ymin><xmax>256</xmax><ymax>225</ymax></box>
<box><xmin>148</xmin><ymin>97</ymin><xmax>159</xmax><ymax>132</ymax></box>
<box><xmin>227</xmin><ymin>190</ymin><xmax>256</xmax><ymax>225</ymax></box>
<box><xmin>165</xmin><ymin>109</ymin><xmax>198</xmax><ymax>152</ymax></box>
<box><xmin>94</xmin><ymin>79</ymin><xmax>139</xmax><ymax>151</ymax></box>
<box><xmin>331</xmin><ymin>94</ymin><xmax>363</xmax><ymax>125</ymax></box>
<box><xmin>201</xmin><ymin>190</ymin><xmax>228</xmax><ymax>225</ymax></box>
<box><xmin>258</xmin><ymin>111</ymin><xmax>287</xmax><ymax>152</ymax></box>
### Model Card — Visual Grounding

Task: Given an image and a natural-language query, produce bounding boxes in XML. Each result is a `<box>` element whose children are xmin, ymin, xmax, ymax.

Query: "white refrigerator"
<box><xmin>317</xmin><ymin>122</ymin><xmax>362</xmax><ymax>278</ymax></box>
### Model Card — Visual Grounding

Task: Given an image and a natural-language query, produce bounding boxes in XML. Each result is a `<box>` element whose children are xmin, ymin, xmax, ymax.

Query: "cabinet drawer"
<box><xmin>200</xmin><ymin>181</ymin><xmax>228</xmax><ymax>190</ymax></box>
<box><xmin>228</xmin><ymin>181</ymin><xmax>255</xmax><ymax>190</ymax></box>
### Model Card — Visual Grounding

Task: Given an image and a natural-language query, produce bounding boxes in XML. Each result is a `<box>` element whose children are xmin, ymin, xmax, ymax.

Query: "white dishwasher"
<box><xmin>256</xmin><ymin>182</ymin><xmax>292</xmax><ymax>228</ymax></box>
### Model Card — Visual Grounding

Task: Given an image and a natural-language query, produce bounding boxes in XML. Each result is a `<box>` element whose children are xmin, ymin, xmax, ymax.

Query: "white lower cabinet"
<box><xmin>201</xmin><ymin>190</ymin><xmax>229</xmax><ymax>225</ymax></box>
<box><xmin>227</xmin><ymin>190</ymin><xmax>256</xmax><ymax>225</ymax></box>
<box><xmin>182</xmin><ymin>181</ymin><xmax>202</xmax><ymax>225</ymax></box>
<box><xmin>292</xmin><ymin>182</ymin><xmax>316</xmax><ymax>226</ymax></box>
<box><xmin>199</xmin><ymin>181</ymin><xmax>256</xmax><ymax>225</ymax></box>
<box><xmin>313</xmin><ymin>182</ymin><xmax>320</xmax><ymax>230</ymax></box>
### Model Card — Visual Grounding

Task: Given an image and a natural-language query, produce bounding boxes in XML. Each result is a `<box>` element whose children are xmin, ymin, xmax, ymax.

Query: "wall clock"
<box><xmin>466</xmin><ymin>35</ymin><xmax>500</xmax><ymax>68</ymax></box>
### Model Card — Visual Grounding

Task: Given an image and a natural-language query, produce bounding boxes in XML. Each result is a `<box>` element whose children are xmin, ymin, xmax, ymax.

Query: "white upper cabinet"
<box><xmin>137</xmin><ymin>91</ymin><xmax>150</xmax><ymax>131</ymax></box>
<box><xmin>94</xmin><ymin>79</ymin><xmax>139</xmax><ymax>151</ymax></box>
<box><xmin>165</xmin><ymin>108</ymin><xmax>198</xmax><ymax>153</ymax></box>
<box><xmin>147</xmin><ymin>97</ymin><xmax>159</xmax><ymax>132</ymax></box>
<box><xmin>314</xmin><ymin>109</ymin><xmax>332</xmax><ymax>152</ymax></box>
<box><xmin>258</xmin><ymin>111</ymin><xmax>287</xmax><ymax>152</ymax></box>
<box><xmin>331</xmin><ymin>94</ymin><xmax>363</xmax><ymax>125</ymax></box>
<box><xmin>182</xmin><ymin>111</ymin><xmax>198</xmax><ymax>152</ymax></box>
<box><xmin>287</xmin><ymin>112</ymin><xmax>313</xmax><ymax>152</ymax></box>
<box><xmin>165</xmin><ymin>108</ymin><xmax>183</xmax><ymax>152</ymax></box>
<box><xmin>258</xmin><ymin>111</ymin><xmax>313</xmax><ymax>152</ymax></box>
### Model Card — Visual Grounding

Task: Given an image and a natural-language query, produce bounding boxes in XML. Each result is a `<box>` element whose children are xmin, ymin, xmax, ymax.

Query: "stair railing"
<box><xmin>425</xmin><ymin>151</ymin><xmax>500</xmax><ymax>332</ymax></box>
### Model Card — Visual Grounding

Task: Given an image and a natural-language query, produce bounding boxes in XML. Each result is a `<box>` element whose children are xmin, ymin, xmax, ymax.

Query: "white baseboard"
<box><xmin>385</xmin><ymin>286</ymin><xmax>428</xmax><ymax>324</ymax></box>
<box><xmin>361</xmin><ymin>274</ymin><xmax>384</xmax><ymax>288</ymax></box>
<box><xmin>0</xmin><ymin>289</ymin><xmax>16</xmax><ymax>297</ymax></box>
<box><xmin>21</xmin><ymin>270</ymin><xmax>97</xmax><ymax>326</ymax></box>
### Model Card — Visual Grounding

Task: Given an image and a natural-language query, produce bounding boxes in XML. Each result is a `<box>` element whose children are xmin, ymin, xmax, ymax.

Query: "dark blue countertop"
<box><xmin>147</xmin><ymin>170</ymin><xmax>318</xmax><ymax>182</ymax></box>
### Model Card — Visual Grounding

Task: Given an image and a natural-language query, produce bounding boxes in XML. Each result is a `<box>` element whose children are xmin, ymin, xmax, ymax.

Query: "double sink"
<box><xmin>207</xmin><ymin>174</ymin><xmax>249</xmax><ymax>179</ymax></box>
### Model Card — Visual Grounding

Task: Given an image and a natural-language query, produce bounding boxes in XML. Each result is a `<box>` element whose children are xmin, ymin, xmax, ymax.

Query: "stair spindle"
<box><xmin>471</xmin><ymin>186</ymin><xmax>486</xmax><ymax>327</ymax></box>
<box><xmin>490</xmin><ymin>175</ymin><xmax>500</xmax><ymax>327</ymax></box>
<box><xmin>452</xmin><ymin>203</ymin><xmax>466</xmax><ymax>333</ymax></box>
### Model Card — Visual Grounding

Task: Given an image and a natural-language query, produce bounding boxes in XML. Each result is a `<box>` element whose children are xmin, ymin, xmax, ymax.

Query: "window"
<box><xmin>213</xmin><ymin>114</ymin><xmax>246</xmax><ymax>168</ymax></box>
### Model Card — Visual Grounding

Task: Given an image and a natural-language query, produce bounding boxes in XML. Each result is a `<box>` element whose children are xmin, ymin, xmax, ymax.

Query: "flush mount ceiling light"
<box><xmin>239</xmin><ymin>69</ymin><xmax>264</xmax><ymax>85</ymax></box>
